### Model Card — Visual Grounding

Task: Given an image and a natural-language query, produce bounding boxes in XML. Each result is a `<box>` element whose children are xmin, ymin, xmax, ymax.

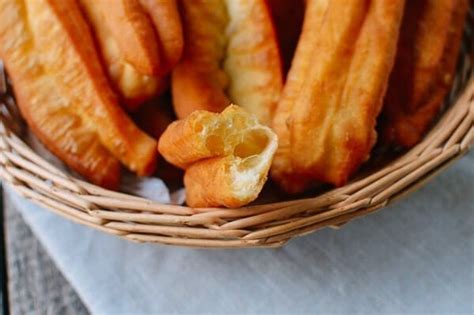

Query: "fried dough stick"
<box><xmin>139</xmin><ymin>0</ymin><xmax>183</xmax><ymax>72</ymax></box>
<box><xmin>0</xmin><ymin>0</ymin><xmax>120</xmax><ymax>188</ymax></box>
<box><xmin>0</xmin><ymin>0</ymin><xmax>157</xmax><ymax>187</ymax></box>
<box><xmin>271</xmin><ymin>0</ymin><xmax>329</xmax><ymax>193</ymax></box>
<box><xmin>171</xmin><ymin>0</ymin><xmax>230</xmax><ymax>118</ymax></box>
<box><xmin>271</xmin><ymin>0</ymin><xmax>405</xmax><ymax>192</ymax></box>
<box><xmin>79</xmin><ymin>0</ymin><xmax>183</xmax><ymax>109</ymax></box>
<box><xmin>381</xmin><ymin>0</ymin><xmax>469</xmax><ymax>148</ymax></box>
<box><xmin>172</xmin><ymin>0</ymin><xmax>283</xmax><ymax>125</ymax></box>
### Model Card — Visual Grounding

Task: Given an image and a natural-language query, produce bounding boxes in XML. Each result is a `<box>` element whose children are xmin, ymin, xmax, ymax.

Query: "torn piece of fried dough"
<box><xmin>0</xmin><ymin>0</ymin><xmax>157</xmax><ymax>184</ymax></box>
<box><xmin>271</xmin><ymin>0</ymin><xmax>405</xmax><ymax>193</ymax></box>
<box><xmin>172</xmin><ymin>0</ymin><xmax>283</xmax><ymax>125</ymax></box>
<box><xmin>158</xmin><ymin>105</ymin><xmax>278</xmax><ymax>208</ymax></box>
<box><xmin>79</xmin><ymin>0</ymin><xmax>183</xmax><ymax>109</ymax></box>
<box><xmin>380</xmin><ymin>0</ymin><xmax>468</xmax><ymax>148</ymax></box>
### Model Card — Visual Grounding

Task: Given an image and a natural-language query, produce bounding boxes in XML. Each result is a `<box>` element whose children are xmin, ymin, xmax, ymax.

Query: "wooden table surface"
<box><xmin>1</xmin><ymin>187</ymin><xmax>89</xmax><ymax>315</ymax></box>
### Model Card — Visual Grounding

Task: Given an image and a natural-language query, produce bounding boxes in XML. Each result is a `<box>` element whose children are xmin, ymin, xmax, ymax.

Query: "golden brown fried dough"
<box><xmin>172</xmin><ymin>0</ymin><xmax>283</xmax><ymax>125</ymax></box>
<box><xmin>272</xmin><ymin>0</ymin><xmax>405</xmax><ymax>192</ymax></box>
<box><xmin>159</xmin><ymin>105</ymin><xmax>231</xmax><ymax>169</ymax></box>
<box><xmin>159</xmin><ymin>105</ymin><xmax>278</xmax><ymax>208</ymax></box>
<box><xmin>0</xmin><ymin>0</ymin><xmax>121</xmax><ymax>188</ymax></box>
<box><xmin>138</xmin><ymin>0</ymin><xmax>183</xmax><ymax>73</ymax></box>
<box><xmin>0</xmin><ymin>0</ymin><xmax>158</xmax><ymax>185</ymax></box>
<box><xmin>93</xmin><ymin>0</ymin><xmax>161</xmax><ymax>75</ymax></box>
<box><xmin>381</xmin><ymin>0</ymin><xmax>468</xmax><ymax>148</ymax></box>
<box><xmin>172</xmin><ymin>0</ymin><xmax>230</xmax><ymax>119</ymax></box>
<box><xmin>79</xmin><ymin>0</ymin><xmax>168</xmax><ymax>110</ymax></box>
<box><xmin>79</xmin><ymin>0</ymin><xmax>183</xmax><ymax>110</ymax></box>
<box><xmin>223</xmin><ymin>0</ymin><xmax>283</xmax><ymax>125</ymax></box>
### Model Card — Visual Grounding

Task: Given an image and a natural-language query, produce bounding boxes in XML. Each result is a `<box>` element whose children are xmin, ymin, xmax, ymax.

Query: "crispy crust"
<box><xmin>0</xmin><ymin>0</ymin><xmax>157</xmax><ymax>179</ymax></box>
<box><xmin>158</xmin><ymin>109</ymin><xmax>220</xmax><ymax>169</ymax></box>
<box><xmin>172</xmin><ymin>0</ymin><xmax>283</xmax><ymax>124</ymax></box>
<box><xmin>0</xmin><ymin>0</ymin><xmax>121</xmax><ymax>189</ymax></box>
<box><xmin>172</xmin><ymin>0</ymin><xmax>231</xmax><ymax>119</ymax></box>
<box><xmin>183</xmin><ymin>156</ymin><xmax>257</xmax><ymax>208</ymax></box>
<box><xmin>139</xmin><ymin>0</ymin><xmax>183</xmax><ymax>73</ymax></box>
<box><xmin>271</xmin><ymin>0</ymin><xmax>329</xmax><ymax>193</ymax></box>
<box><xmin>223</xmin><ymin>0</ymin><xmax>283</xmax><ymax>125</ymax></box>
<box><xmin>19</xmin><ymin>95</ymin><xmax>122</xmax><ymax>189</ymax></box>
<box><xmin>96</xmin><ymin>0</ymin><xmax>161</xmax><ymax>75</ymax></box>
<box><xmin>272</xmin><ymin>0</ymin><xmax>405</xmax><ymax>192</ymax></box>
<box><xmin>381</xmin><ymin>0</ymin><xmax>469</xmax><ymax>147</ymax></box>
<box><xmin>185</xmin><ymin>156</ymin><xmax>242</xmax><ymax>208</ymax></box>
<box><xmin>172</xmin><ymin>63</ymin><xmax>231</xmax><ymax>119</ymax></box>
<box><xmin>36</xmin><ymin>0</ymin><xmax>158</xmax><ymax>176</ymax></box>
<box><xmin>79</xmin><ymin>0</ymin><xmax>169</xmax><ymax>110</ymax></box>
<box><xmin>159</xmin><ymin>105</ymin><xmax>278</xmax><ymax>208</ymax></box>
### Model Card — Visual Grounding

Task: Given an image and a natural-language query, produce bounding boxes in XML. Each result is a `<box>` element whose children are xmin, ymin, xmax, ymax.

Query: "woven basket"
<box><xmin>0</xmin><ymin>11</ymin><xmax>473</xmax><ymax>249</ymax></box>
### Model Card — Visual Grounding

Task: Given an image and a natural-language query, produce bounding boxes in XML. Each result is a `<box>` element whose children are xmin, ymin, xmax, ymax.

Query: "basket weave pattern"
<box><xmin>0</xmin><ymin>10</ymin><xmax>472</xmax><ymax>248</ymax></box>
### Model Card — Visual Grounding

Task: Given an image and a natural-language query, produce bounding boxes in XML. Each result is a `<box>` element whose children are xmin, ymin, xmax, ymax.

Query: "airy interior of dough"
<box><xmin>198</xmin><ymin>106</ymin><xmax>278</xmax><ymax>200</ymax></box>
<box><xmin>230</xmin><ymin>127</ymin><xmax>276</xmax><ymax>199</ymax></box>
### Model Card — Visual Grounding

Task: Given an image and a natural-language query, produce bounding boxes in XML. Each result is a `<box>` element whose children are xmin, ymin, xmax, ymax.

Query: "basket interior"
<box><xmin>0</xmin><ymin>6</ymin><xmax>472</xmax><ymax>248</ymax></box>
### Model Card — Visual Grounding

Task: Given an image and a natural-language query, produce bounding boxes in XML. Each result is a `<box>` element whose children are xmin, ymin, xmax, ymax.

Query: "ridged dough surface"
<box><xmin>381</xmin><ymin>0</ymin><xmax>469</xmax><ymax>147</ymax></box>
<box><xmin>0</xmin><ymin>0</ymin><xmax>158</xmax><ymax>187</ymax></box>
<box><xmin>272</xmin><ymin>0</ymin><xmax>405</xmax><ymax>192</ymax></box>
